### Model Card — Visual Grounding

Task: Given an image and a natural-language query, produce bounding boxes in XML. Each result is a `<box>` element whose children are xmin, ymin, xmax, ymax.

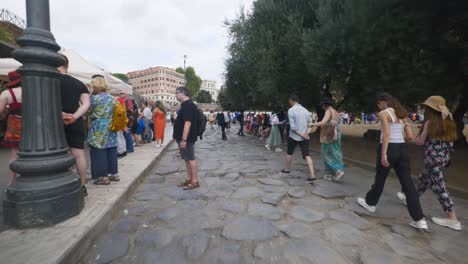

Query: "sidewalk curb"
<box><xmin>62</xmin><ymin>139</ymin><xmax>175</xmax><ymax>264</ymax></box>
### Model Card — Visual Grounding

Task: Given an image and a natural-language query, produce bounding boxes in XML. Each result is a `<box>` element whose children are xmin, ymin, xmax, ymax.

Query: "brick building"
<box><xmin>127</xmin><ymin>66</ymin><xmax>185</xmax><ymax>107</ymax></box>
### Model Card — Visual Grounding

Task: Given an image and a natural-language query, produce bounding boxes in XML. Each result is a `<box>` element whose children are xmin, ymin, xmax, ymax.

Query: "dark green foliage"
<box><xmin>112</xmin><ymin>73</ymin><xmax>129</xmax><ymax>83</ymax></box>
<box><xmin>224</xmin><ymin>0</ymin><xmax>468</xmax><ymax>116</ymax></box>
<box><xmin>194</xmin><ymin>90</ymin><xmax>213</xmax><ymax>103</ymax></box>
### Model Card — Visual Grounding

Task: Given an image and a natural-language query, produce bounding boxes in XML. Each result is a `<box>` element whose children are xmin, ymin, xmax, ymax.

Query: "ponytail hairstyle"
<box><xmin>376</xmin><ymin>93</ymin><xmax>408</xmax><ymax>120</ymax></box>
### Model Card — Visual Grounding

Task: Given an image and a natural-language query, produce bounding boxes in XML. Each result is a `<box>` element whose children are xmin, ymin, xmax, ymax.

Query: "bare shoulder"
<box><xmin>378</xmin><ymin>109</ymin><xmax>388</xmax><ymax>117</ymax></box>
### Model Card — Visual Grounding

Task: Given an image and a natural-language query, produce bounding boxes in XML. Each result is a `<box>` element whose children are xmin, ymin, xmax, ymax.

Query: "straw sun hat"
<box><xmin>422</xmin><ymin>96</ymin><xmax>453</xmax><ymax>120</ymax></box>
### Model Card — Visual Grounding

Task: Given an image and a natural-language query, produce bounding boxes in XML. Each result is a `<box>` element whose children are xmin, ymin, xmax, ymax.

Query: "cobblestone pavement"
<box><xmin>81</xmin><ymin>125</ymin><xmax>468</xmax><ymax>264</ymax></box>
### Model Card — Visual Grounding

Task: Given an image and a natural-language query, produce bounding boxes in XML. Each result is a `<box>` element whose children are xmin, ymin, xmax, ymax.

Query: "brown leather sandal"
<box><xmin>183</xmin><ymin>182</ymin><xmax>200</xmax><ymax>190</ymax></box>
<box><xmin>177</xmin><ymin>179</ymin><xmax>191</xmax><ymax>187</ymax></box>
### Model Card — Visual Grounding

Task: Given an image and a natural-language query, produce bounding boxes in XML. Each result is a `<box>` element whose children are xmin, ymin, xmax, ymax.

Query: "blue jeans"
<box><xmin>90</xmin><ymin>146</ymin><xmax>118</xmax><ymax>180</ymax></box>
<box><xmin>123</xmin><ymin>130</ymin><xmax>134</xmax><ymax>153</ymax></box>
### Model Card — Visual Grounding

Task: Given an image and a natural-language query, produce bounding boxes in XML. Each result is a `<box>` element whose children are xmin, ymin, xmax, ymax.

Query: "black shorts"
<box><xmin>177</xmin><ymin>141</ymin><xmax>196</xmax><ymax>161</ymax></box>
<box><xmin>64</xmin><ymin>118</ymin><xmax>85</xmax><ymax>149</ymax></box>
<box><xmin>287</xmin><ymin>137</ymin><xmax>310</xmax><ymax>158</ymax></box>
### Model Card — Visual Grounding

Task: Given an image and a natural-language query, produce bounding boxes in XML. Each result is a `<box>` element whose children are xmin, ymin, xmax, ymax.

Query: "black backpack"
<box><xmin>198</xmin><ymin>111</ymin><xmax>207</xmax><ymax>140</ymax></box>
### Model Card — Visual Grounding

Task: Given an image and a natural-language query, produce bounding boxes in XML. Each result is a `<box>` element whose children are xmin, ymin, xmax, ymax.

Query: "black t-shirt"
<box><xmin>60</xmin><ymin>74</ymin><xmax>89</xmax><ymax>114</ymax></box>
<box><xmin>173</xmin><ymin>99</ymin><xmax>199</xmax><ymax>142</ymax></box>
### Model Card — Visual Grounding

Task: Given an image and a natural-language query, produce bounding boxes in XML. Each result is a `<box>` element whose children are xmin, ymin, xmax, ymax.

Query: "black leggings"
<box><xmin>365</xmin><ymin>143</ymin><xmax>424</xmax><ymax>221</ymax></box>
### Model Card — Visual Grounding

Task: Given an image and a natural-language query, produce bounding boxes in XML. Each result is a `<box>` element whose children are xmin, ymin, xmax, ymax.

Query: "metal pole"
<box><xmin>3</xmin><ymin>0</ymin><xmax>83</xmax><ymax>228</ymax></box>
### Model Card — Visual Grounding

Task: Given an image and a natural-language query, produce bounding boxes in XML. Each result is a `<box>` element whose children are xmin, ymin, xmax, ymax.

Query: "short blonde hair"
<box><xmin>90</xmin><ymin>77</ymin><xmax>109</xmax><ymax>94</ymax></box>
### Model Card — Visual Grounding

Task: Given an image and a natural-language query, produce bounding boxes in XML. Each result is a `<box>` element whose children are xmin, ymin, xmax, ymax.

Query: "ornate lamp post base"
<box><xmin>3</xmin><ymin>173</ymin><xmax>83</xmax><ymax>228</ymax></box>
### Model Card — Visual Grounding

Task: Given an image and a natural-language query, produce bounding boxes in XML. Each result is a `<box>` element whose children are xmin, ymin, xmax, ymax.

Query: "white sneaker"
<box><xmin>274</xmin><ymin>148</ymin><xmax>283</xmax><ymax>152</ymax></box>
<box><xmin>409</xmin><ymin>218</ymin><xmax>428</xmax><ymax>230</ymax></box>
<box><xmin>397</xmin><ymin>192</ymin><xmax>407</xmax><ymax>206</ymax></box>
<box><xmin>333</xmin><ymin>170</ymin><xmax>345</xmax><ymax>182</ymax></box>
<box><xmin>357</xmin><ymin>197</ymin><xmax>376</xmax><ymax>213</ymax></box>
<box><xmin>431</xmin><ymin>217</ymin><xmax>462</xmax><ymax>231</ymax></box>
<box><xmin>323</xmin><ymin>174</ymin><xmax>333</xmax><ymax>181</ymax></box>
<box><xmin>265</xmin><ymin>144</ymin><xmax>271</xmax><ymax>151</ymax></box>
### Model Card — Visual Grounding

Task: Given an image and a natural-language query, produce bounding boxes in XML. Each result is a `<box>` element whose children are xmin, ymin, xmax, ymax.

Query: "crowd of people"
<box><xmin>0</xmin><ymin>62</ymin><xmax>464</xmax><ymax>232</ymax></box>
<box><xmin>0</xmin><ymin>55</ymin><xmax>174</xmax><ymax>197</ymax></box>
<box><xmin>209</xmin><ymin>93</ymin><xmax>463</xmax><ymax>232</ymax></box>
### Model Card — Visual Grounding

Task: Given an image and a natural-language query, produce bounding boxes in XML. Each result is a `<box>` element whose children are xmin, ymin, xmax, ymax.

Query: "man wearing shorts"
<box><xmin>281</xmin><ymin>94</ymin><xmax>316</xmax><ymax>183</ymax></box>
<box><xmin>58</xmin><ymin>55</ymin><xmax>91</xmax><ymax>196</ymax></box>
<box><xmin>173</xmin><ymin>86</ymin><xmax>200</xmax><ymax>190</ymax></box>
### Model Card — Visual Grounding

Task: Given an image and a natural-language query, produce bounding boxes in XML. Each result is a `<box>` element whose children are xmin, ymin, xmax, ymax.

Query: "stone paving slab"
<box><xmin>0</xmin><ymin>127</ymin><xmax>174</xmax><ymax>264</ymax></box>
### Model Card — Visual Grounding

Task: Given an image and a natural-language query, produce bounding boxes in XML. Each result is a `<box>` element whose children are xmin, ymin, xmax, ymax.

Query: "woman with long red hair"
<box><xmin>398</xmin><ymin>96</ymin><xmax>461</xmax><ymax>231</ymax></box>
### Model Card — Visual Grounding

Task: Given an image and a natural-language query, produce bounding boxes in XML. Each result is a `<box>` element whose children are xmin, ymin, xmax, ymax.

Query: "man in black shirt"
<box><xmin>216</xmin><ymin>111</ymin><xmax>227</xmax><ymax>140</ymax></box>
<box><xmin>173</xmin><ymin>86</ymin><xmax>199</xmax><ymax>190</ymax></box>
<box><xmin>58</xmin><ymin>55</ymin><xmax>91</xmax><ymax>197</ymax></box>
<box><xmin>237</xmin><ymin>111</ymin><xmax>245</xmax><ymax>136</ymax></box>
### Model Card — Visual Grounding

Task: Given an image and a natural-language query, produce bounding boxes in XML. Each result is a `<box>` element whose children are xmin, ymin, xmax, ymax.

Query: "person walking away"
<box><xmin>237</xmin><ymin>111</ymin><xmax>245</xmax><ymax>136</ymax></box>
<box><xmin>58</xmin><ymin>56</ymin><xmax>91</xmax><ymax>196</ymax></box>
<box><xmin>311</xmin><ymin>97</ymin><xmax>344</xmax><ymax>182</ymax></box>
<box><xmin>225</xmin><ymin>111</ymin><xmax>231</xmax><ymax>131</ymax></box>
<box><xmin>265</xmin><ymin>112</ymin><xmax>283</xmax><ymax>152</ymax></box>
<box><xmin>208</xmin><ymin>111</ymin><xmax>216</xmax><ymax>129</ymax></box>
<box><xmin>357</xmin><ymin>93</ymin><xmax>427</xmax><ymax>230</ymax></box>
<box><xmin>87</xmin><ymin>77</ymin><xmax>119</xmax><ymax>185</ymax></box>
<box><xmin>0</xmin><ymin>70</ymin><xmax>22</xmax><ymax>185</ymax></box>
<box><xmin>217</xmin><ymin>110</ymin><xmax>227</xmax><ymax>140</ymax></box>
<box><xmin>280</xmin><ymin>94</ymin><xmax>316</xmax><ymax>184</ymax></box>
<box><xmin>397</xmin><ymin>96</ymin><xmax>462</xmax><ymax>231</ymax></box>
<box><xmin>173</xmin><ymin>87</ymin><xmax>200</xmax><ymax>190</ymax></box>
<box><xmin>153</xmin><ymin>101</ymin><xmax>167</xmax><ymax>148</ymax></box>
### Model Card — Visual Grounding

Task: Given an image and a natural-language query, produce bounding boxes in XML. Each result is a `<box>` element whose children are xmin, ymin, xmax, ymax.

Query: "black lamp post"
<box><xmin>3</xmin><ymin>0</ymin><xmax>83</xmax><ymax>228</ymax></box>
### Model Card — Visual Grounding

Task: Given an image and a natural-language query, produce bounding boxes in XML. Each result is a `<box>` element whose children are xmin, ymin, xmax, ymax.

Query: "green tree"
<box><xmin>184</xmin><ymin>66</ymin><xmax>202</xmax><ymax>97</ymax></box>
<box><xmin>0</xmin><ymin>25</ymin><xmax>14</xmax><ymax>44</ymax></box>
<box><xmin>112</xmin><ymin>73</ymin><xmax>129</xmax><ymax>83</ymax></box>
<box><xmin>218</xmin><ymin>88</ymin><xmax>232</xmax><ymax>111</ymax></box>
<box><xmin>194</xmin><ymin>90</ymin><xmax>213</xmax><ymax>103</ymax></box>
<box><xmin>175</xmin><ymin>67</ymin><xmax>185</xmax><ymax>74</ymax></box>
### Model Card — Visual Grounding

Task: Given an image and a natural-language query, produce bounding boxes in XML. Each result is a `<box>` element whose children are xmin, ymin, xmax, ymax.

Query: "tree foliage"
<box><xmin>112</xmin><ymin>73</ymin><xmax>129</xmax><ymax>83</ymax></box>
<box><xmin>175</xmin><ymin>67</ymin><xmax>185</xmax><ymax>74</ymax></box>
<box><xmin>174</xmin><ymin>66</ymin><xmax>202</xmax><ymax>96</ymax></box>
<box><xmin>194</xmin><ymin>90</ymin><xmax>213</xmax><ymax>103</ymax></box>
<box><xmin>0</xmin><ymin>25</ymin><xmax>15</xmax><ymax>44</ymax></box>
<box><xmin>224</xmin><ymin>0</ymin><xmax>468</xmax><ymax>117</ymax></box>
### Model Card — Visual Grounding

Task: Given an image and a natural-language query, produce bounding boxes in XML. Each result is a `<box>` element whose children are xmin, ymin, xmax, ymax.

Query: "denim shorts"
<box><xmin>177</xmin><ymin>141</ymin><xmax>196</xmax><ymax>161</ymax></box>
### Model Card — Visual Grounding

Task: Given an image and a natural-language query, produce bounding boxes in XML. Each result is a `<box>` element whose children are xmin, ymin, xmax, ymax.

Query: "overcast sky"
<box><xmin>2</xmin><ymin>0</ymin><xmax>254</xmax><ymax>88</ymax></box>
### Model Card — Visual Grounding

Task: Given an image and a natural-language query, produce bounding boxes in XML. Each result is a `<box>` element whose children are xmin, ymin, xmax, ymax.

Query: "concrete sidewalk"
<box><xmin>0</xmin><ymin>126</ymin><xmax>174</xmax><ymax>264</ymax></box>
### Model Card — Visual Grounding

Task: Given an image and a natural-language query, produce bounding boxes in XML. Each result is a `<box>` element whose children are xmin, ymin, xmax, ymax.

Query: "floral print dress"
<box><xmin>87</xmin><ymin>93</ymin><xmax>118</xmax><ymax>149</ymax></box>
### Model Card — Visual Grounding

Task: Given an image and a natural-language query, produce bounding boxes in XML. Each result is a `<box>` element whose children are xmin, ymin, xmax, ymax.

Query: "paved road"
<box><xmin>80</xmin><ymin>125</ymin><xmax>467</xmax><ymax>263</ymax></box>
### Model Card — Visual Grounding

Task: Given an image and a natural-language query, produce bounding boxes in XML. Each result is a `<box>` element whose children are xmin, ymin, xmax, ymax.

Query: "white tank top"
<box><xmin>380</xmin><ymin>108</ymin><xmax>405</xmax><ymax>144</ymax></box>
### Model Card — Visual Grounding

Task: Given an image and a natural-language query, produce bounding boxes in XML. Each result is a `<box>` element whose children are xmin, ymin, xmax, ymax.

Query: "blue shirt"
<box><xmin>288</xmin><ymin>103</ymin><xmax>312</xmax><ymax>141</ymax></box>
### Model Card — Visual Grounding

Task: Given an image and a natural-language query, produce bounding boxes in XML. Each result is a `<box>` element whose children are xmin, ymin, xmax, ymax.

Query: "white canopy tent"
<box><xmin>0</xmin><ymin>49</ymin><xmax>132</xmax><ymax>94</ymax></box>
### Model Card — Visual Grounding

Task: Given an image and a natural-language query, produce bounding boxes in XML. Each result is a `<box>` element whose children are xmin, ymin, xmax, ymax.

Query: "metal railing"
<box><xmin>0</xmin><ymin>8</ymin><xmax>26</xmax><ymax>29</ymax></box>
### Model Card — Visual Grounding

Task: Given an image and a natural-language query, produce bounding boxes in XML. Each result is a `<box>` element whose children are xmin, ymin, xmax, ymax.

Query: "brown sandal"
<box><xmin>94</xmin><ymin>177</ymin><xmax>111</xmax><ymax>185</ymax></box>
<box><xmin>183</xmin><ymin>182</ymin><xmax>200</xmax><ymax>190</ymax></box>
<box><xmin>177</xmin><ymin>179</ymin><xmax>191</xmax><ymax>187</ymax></box>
